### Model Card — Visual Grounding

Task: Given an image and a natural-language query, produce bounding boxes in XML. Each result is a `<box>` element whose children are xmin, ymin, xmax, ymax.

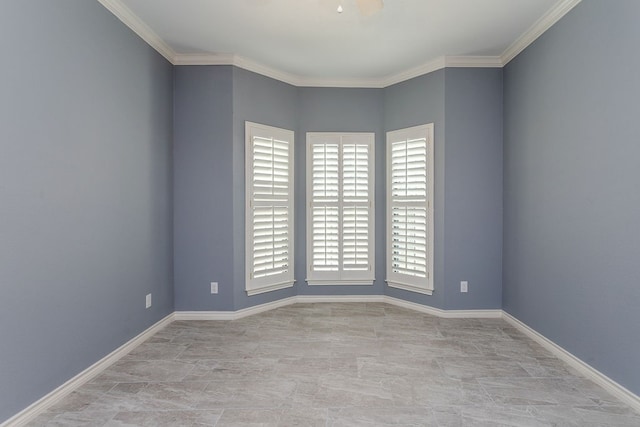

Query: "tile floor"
<box><xmin>28</xmin><ymin>303</ymin><xmax>640</xmax><ymax>426</ymax></box>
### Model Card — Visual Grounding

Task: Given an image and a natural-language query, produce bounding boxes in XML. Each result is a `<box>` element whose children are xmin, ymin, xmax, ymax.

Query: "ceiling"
<box><xmin>99</xmin><ymin>0</ymin><xmax>581</xmax><ymax>87</ymax></box>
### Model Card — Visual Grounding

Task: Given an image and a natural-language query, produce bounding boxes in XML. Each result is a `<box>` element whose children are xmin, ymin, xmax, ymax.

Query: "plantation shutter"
<box><xmin>391</xmin><ymin>138</ymin><xmax>428</xmax><ymax>278</ymax></box>
<box><xmin>311</xmin><ymin>142</ymin><xmax>340</xmax><ymax>272</ymax></box>
<box><xmin>246</xmin><ymin>122</ymin><xmax>295</xmax><ymax>296</ymax></box>
<box><xmin>386</xmin><ymin>124</ymin><xmax>434</xmax><ymax>294</ymax></box>
<box><xmin>307</xmin><ymin>133</ymin><xmax>375</xmax><ymax>285</ymax></box>
<box><xmin>342</xmin><ymin>142</ymin><xmax>370</xmax><ymax>272</ymax></box>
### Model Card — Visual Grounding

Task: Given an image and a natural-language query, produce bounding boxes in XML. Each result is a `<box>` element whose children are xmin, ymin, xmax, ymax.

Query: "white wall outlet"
<box><xmin>145</xmin><ymin>293</ymin><xmax>152</xmax><ymax>308</ymax></box>
<box><xmin>210</xmin><ymin>282</ymin><xmax>218</xmax><ymax>294</ymax></box>
<box><xmin>460</xmin><ymin>281</ymin><xmax>468</xmax><ymax>293</ymax></box>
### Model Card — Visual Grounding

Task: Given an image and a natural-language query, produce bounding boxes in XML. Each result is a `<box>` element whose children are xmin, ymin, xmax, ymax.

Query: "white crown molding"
<box><xmin>295</xmin><ymin>77</ymin><xmax>386</xmax><ymax>89</ymax></box>
<box><xmin>170</xmin><ymin>54</ymin><xmax>504</xmax><ymax>88</ymax></box>
<box><xmin>503</xmin><ymin>311</ymin><xmax>640</xmax><ymax>413</ymax></box>
<box><xmin>173</xmin><ymin>53</ymin><xmax>389</xmax><ymax>88</ymax></box>
<box><xmin>1</xmin><ymin>313</ymin><xmax>175</xmax><ymax>427</ymax></box>
<box><xmin>379</xmin><ymin>57</ymin><xmax>447</xmax><ymax>87</ymax></box>
<box><xmin>174</xmin><ymin>53</ymin><xmax>305</xmax><ymax>87</ymax></box>
<box><xmin>97</xmin><ymin>0</ymin><xmax>176</xmax><ymax>62</ymax></box>
<box><xmin>170</xmin><ymin>53</ymin><xmax>503</xmax><ymax>88</ymax></box>
<box><xmin>98</xmin><ymin>0</ymin><xmax>580</xmax><ymax>86</ymax></box>
<box><xmin>444</xmin><ymin>56</ymin><xmax>504</xmax><ymax>68</ymax></box>
<box><xmin>501</xmin><ymin>0</ymin><xmax>582</xmax><ymax>65</ymax></box>
<box><xmin>172</xmin><ymin>53</ymin><xmax>236</xmax><ymax>66</ymax></box>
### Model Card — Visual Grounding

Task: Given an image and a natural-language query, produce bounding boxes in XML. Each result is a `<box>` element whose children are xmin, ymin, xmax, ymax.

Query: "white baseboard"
<box><xmin>383</xmin><ymin>296</ymin><xmax>503</xmax><ymax>318</ymax></box>
<box><xmin>502</xmin><ymin>311</ymin><xmax>640</xmax><ymax>413</ymax></box>
<box><xmin>296</xmin><ymin>295</ymin><xmax>386</xmax><ymax>304</ymax></box>
<box><xmin>174</xmin><ymin>294</ymin><xmax>501</xmax><ymax>320</ymax></box>
<box><xmin>174</xmin><ymin>297</ymin><xmax>297</xmax><ymax>320</ymax></box>
<box><xmin>1</xmin><ymin>313</ymin><xmax>175</xmax><ymax>427</ymax></box>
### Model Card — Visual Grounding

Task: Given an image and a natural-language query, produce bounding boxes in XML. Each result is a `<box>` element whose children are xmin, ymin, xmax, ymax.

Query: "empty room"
<box><xmin>1</xmin><ymin>0</ymin><xmax>639</xmax><ymax>425</ymax></box>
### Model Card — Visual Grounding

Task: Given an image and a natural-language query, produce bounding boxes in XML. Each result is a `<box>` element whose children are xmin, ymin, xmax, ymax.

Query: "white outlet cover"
<box><xmin>146</xmin><ymin>293</ymin><xmax>152</xmax><ymax>308</ymax></box>
<box><xmin>460</xmin><ymin>281</ymin><xmax>468</xmax><ymax>293</ymax></box>
<box><xmin>210</xmin><ymin>282</ymin><xmax>218</xmax><ymax>294</ymax></box>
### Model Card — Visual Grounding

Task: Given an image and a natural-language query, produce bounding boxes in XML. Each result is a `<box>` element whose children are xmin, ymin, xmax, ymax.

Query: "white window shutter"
<box><xmin>306</xmin><ymin>133</ymin><xmax>375</xmax><ymax>285</ymax></box>
<box><xmin>386</xmin><ymin>124</ymin><xmax>434</xmax><ymax>294</ymax></box>
<box><xmin>246</xmin><ymin>122</ymin><xmax>295</xmax><ymax>295</ymax></box>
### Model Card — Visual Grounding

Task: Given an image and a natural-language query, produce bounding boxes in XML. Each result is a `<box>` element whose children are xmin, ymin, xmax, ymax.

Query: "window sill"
<box><xmin>386</xmin><ymin>280</ymin><xmax>433</xmax><ymax>295</ymax></box>
<box><xmin>246</xmin><ymin>280</ymin><xmax>295</xmax><ymax>296</ymax></box>
<box><xmin>306</xmin><ymin>279</ymin><xmax>374</xmax><ymax>286</ymax></box>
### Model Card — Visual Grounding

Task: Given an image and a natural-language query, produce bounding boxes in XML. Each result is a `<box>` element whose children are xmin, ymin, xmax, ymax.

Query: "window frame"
<box><xmin>306</xmin><ymin>132</ymin><xmax>375</xmax><ymax>286</ymax></box>
<box><xmin>245</xmin><ymin>121</ymin><xmax>295</xmax><ymax>296</ymax></box>
<box><xmin>386</xmin><ymin>124</ymin><xmax>434</xmax><ymax>295</ymax></box>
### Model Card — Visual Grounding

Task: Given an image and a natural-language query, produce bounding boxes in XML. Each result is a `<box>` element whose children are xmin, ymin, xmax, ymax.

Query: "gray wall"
<box><xmin>173</xmin><ymin>66</ymin><xmax>235</xmax><ymax>311</ymax></box>
<box><xmin>382</xmin><ymin>69</ymin><xmax>503</xmax><ymax>310</ymax></box>
<box><xmin>0</xmin><ymin>1</ymin><xmax>174</xmax><ymax>422</ymax></box>
<box><xmin>444</xmin><ymin>68</ymin><xmax>503</xmax><ymax>309</ymax></box>
<box><xmin>173</xmin><ymin>66</ymin><xmax>299</xmax><ymax>311</ymax></box>
<box><xmin>297</xmin><ymin>88</ymin><xmax>385</xmax><ymax>296</ymax></box>
<box><xmin>173</xmin><ymin>66</ymin><xmax>503</xmax><ymax>312</ymax></box>
<box><xmin>503</xmin><ymin>0</ymin><xmax>640</xmax><ymax>395</ymax></box>
<box><xmin>232</xmin><ymin>68</ymin><xmax>299</xmax><ymax>309</ymax></box>
<box><xmin>383</xmin><ymin>71</ymin><xmax>447</xmax><ymax>308</ymax></box>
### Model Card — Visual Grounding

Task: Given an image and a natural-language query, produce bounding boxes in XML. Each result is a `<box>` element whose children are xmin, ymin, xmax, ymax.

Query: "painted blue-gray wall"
<box><xmin>503</xmin><ymin>0</ymin><xmax>640</xmax><ymax>395</ymax></box>
<box><xmin>173</xmin><ymin>66</ymin><xmax>299</xmax><ymax>311</ymax></box>
<box><xmin>173</xmin><ymin>66</ymin><xmax>235</xmax><ymax>311</ymax></box>
<box><xmin>232</xmin><ymin>67</ymin><xmax>299</xmax><ymax>309</ymax></box>
<box><xmin>0</xmin><ymin>1</ymin><xmax>174</xmax><ymax>422</ymax></box>
<box><xmin>444</xmin><ymin>68</ymin><xmax>503</xmax><ymax>309</ymax></box>
<box><xmin>173</xmin><ymin>66</ymin><xmax>503</xmax><ymax>313</ymax></box>
<box><xmin>382</xmin><ymin>69</ymin><xmax>503</xmax><ymax>310</ymax></box>
<box><xmin>297</xmin><ymin>88</ymin><xmax>385</xmax><ymax>296</ymax></box>
<box><xmin>383</xmin><ymin>71</ymin><xmax>447</xmax><ymax>308</ymax></box>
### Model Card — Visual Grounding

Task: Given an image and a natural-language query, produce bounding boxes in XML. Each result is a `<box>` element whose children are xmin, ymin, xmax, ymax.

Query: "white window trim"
<box><xmin>306</xmin><ymin>132</ymin><xmax>375</xmax><ymax>286</ymax></box>
<box><xmin>245</xmin><ymin>121</ymin><xmax>295</xmax><ymax>296</ymax></box>
<box><xmin>386</xmin><ymin>124</ymin><xmax>434</xmax><ymax>295</ymax></box>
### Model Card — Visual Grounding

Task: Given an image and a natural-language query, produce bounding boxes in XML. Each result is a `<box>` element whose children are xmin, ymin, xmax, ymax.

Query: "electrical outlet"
<box><xmin>210</xmin><ymin>282</ymin><xmax>218</xmax><ymax>294</ymax></box>
<box><xmin>145</xmin><ymin>293</ymin><xmax>152</xmax><ymax>308</ymax></box>
<box><xmin>460</xmin><ymin>281</ymin><xmax>468</xmax><ymax>293</ymax></box>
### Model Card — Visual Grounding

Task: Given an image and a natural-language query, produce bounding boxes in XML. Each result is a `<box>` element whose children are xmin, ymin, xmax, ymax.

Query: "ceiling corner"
<box><xmin>96</xmin><ymin>0</ymin><xmax>177</xmax><ymax>63</ymax></box>
<box><xmin>500</xmin><ymin>0</ymin><xmax>582</xmax><ymax>65</ymax></box>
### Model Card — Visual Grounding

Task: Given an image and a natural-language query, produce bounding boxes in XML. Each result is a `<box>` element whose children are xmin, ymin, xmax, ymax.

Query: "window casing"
<box><xmin>245</xmin><ymin>122</ymin><xmax>295</xmax><ymax>296</ymax></box>
<box><xmin>306</xmin><ymin>133</ymin><xmax>375</xmax><ymax>285</ymax></box>
<box><xmin>386</xmin><ymin>124</ymin><xmax>434</xmax><ymax>294</ymax></box>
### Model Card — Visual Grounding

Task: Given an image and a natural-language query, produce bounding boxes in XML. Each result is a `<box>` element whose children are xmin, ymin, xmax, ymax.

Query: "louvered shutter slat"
<box><xmin>311</xmin><ymin>205</ymin><xmax>340</xmax><ymax>271</ymax></box>
<box><xmin>251</xmin><ymin>204</ymin><xmax>290</xmax><ymax>279</ymax></box>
